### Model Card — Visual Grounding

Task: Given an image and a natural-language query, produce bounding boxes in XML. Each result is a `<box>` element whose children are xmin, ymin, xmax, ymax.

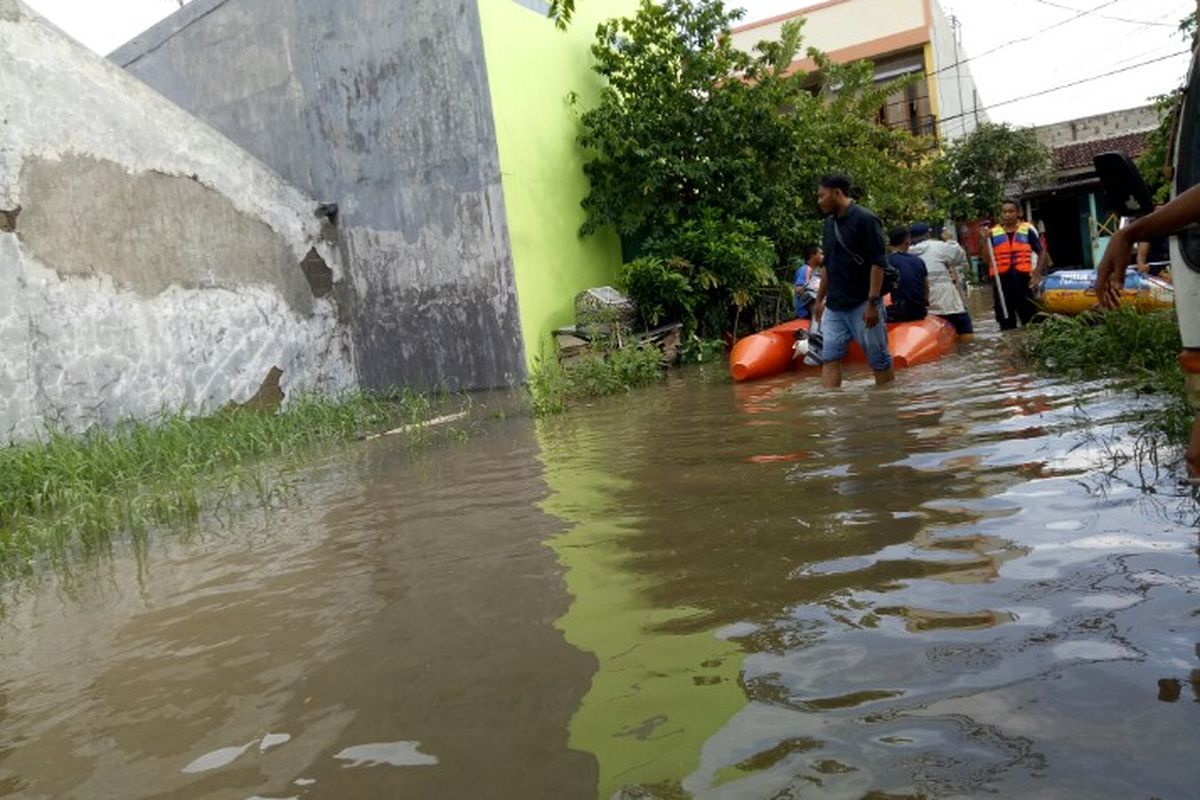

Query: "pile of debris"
<box><xmin>553</xmin><ymin>286</ymin><xmax>682</xmax><ymax>365</ymax></box>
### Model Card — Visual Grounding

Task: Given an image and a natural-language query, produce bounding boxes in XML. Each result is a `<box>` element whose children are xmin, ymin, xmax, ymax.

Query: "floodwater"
<box><xmin>2</xmin><ymin>311</ymin><xmax>1199</xmax><ymax>799</ymax></box>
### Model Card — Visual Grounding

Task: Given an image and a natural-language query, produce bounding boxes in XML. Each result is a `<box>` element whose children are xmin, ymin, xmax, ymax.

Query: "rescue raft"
<box><xmin>729</xmin><ymin>316</ymin><xmax>957</xmax><ymax>382</ymax></box>
<box><xmin>1038</xmin><ymin>268</ymin><xmax>1173</xmax><ymax>316</ymax></box>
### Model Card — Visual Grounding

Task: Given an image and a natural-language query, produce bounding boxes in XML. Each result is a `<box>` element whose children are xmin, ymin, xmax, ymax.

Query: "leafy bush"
<box><xmin>620</xmin><ymin>213</ymin><xmax>778</xmax><ymax>336</ymax></box>
<box><xmin>679</xmin><ymin>335</ymin><xmax>726</xmax><ymax>364</ymax></box>
<box><xmin>1022</xmin><ymin>308</ymin><xmax>1181</xmax><ymax>375</ymax></box>
<box><xmin>529</xmin><ymin>351</ymin><xmax>572</xmax><ymax>417</ymax></box>
<box><xmin>620</xmin><ymin>256</ymin><xmax>696</xmax><ymax>328</ymax></box>
<box><xmin>529</xmin><ymin>340</ymin><xmax>664</xmax><ymax>416</ymax></box>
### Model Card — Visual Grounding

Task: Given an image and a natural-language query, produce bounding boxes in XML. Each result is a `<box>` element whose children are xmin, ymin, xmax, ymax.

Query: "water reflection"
<box><xmin>537</xmin><ymin>417</ymin><xmax>747</xmax><ymax>799</ymax></box>
<box><xmin>538</xmin><ymin>333</ymin><xmax>1199</xmax><ymax>798</ymax></box>
<box><xmin>0</xmin><ymin>326</ymin><xmax>1197</xmax><ymax>798</ymax></box>
<box><xmin>0</xmin><ymin>421</ymin><xmax>596</xmax><ymax>799</ymax></box>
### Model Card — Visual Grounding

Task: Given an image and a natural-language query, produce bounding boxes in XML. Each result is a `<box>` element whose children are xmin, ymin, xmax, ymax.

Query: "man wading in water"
<box><xmin>981</xmin><ymin>199</ymin><xmax>1046</xmax><ymax>329</ymax></box>
<box><xmin>813</xmin><ymin>173</ymin><xmax>895</xmax><ymax>388</ymax></box>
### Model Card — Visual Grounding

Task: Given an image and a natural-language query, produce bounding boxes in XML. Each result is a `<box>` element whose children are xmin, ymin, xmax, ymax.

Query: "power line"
<box><xmin>1025</xmin><ymin>0</ymin><xmax>1177</xmax><ymax>27</ymax></box>
<box><xmin>936</xmin><ymin>49</ymin><xmax>1190</xmax><ymax>127</ymax></box>
<box><xmin>929</xmin><ymin>0</ymin><xmax>1124</xmax><ymax>78</ymax></box>
<box><xmin>997</xmin><ymin>1</ymin><xmax>1191</xmax><ymax>110</ymax></box>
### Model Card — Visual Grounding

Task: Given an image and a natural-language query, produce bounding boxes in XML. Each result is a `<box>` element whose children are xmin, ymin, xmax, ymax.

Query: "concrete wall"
<box><xmin>0</xmin><ymin>0</ymin><xmax>355</xmax><ymax>442</ymax></box>
<box><xmin>476</xmin><ymin>0</ymin><xmax>631</xmax><ymax>366</ymax></box>
<box><xmin>1035</xmin><ymin>104</ymin><xmax>1159</xmax><ymax>148</ymax></box>
<box><xmin>112</xmin><ymin>0</ymin><xmax>526</xmax><ymax>392</ymax></box>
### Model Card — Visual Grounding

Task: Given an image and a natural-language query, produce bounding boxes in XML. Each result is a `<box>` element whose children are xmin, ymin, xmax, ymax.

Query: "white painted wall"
<box><xmin>731</xmin><ymin>0</ymin><xmax>925</xmax><ymax>58</ymax></box>
<box><xmin>928</xmin><ymin>0</ymin><xmax>986</xmax><ymax>141</ymax></box>
<box><xmin>0</xmin><ymin>0</ymin><xmax>356</xmax><ymax>442</ymax></box>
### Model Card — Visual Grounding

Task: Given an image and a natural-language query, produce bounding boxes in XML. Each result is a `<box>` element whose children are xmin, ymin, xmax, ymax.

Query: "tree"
<box><xmin>935</xmin><ymin>122</ymin><xmax>1052</xmax><ymax>221</ymax></box>
<box><xmin>573</xmin><ymin>0</ymin><xmax>939</xmax><ymax>336</ymax></box>
<box><xmin>548</xmin><ymin>0</ymin><xmax>576</xmax><ymax>29</ymax></box>
<box><xmin>1136</xmin><ymin>12</ymin><xmax>1196</xmax><ymax>202</ymax></box>
<box><xmin>1138</xmin><ymin>92</ymin><xmax>1179</xmax><ymax>203</ymax></box>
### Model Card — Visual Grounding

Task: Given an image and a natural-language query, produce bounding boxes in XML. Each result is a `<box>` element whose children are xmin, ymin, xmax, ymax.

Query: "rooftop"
<box><xmin>1052</xmin><ymin>130</ymin><xmax>1150</xmax><ymax>172</ymax></box>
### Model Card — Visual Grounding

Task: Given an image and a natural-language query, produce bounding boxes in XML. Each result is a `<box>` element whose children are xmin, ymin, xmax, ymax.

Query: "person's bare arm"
<box><xmin>863</xmin><ymin>264</ymin><xmax>884</xmax><ymax>328</ymax></box>
<box><xmin>814</xmin><ymin>271</ymin><xmax>828</xmax><ymax>322</ymax></box>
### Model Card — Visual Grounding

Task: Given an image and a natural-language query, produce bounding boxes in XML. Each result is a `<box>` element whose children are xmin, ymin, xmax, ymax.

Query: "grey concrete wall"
<box><xmin>0</xmin><ymin>1</ymin><xmax>356</xmax><ymax>442</ymax></box>
<box><xmin>1035</xmin><ymin>104</ymin><xmax>1159</xmax><ymax>148</ymax></box>
<box><xmin>112</xmin><ymin>0</ymin><xmax>527</xmax><ymax>391</ymax></box>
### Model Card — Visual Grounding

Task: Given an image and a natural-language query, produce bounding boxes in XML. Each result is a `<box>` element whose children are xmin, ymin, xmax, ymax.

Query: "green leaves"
<box><xmin>548</xmin><ymin>0</ymin><xmax>576</xmax><ymax>30</ymax></box>
<box><xmin>935</xmin><ymin>122</ymin><xmax>1053</xmax><ymax>221</ymax></box>
<box><xmin>528</xmin><ymin>341</ymin><xmax>664</xmax><ymax>416</ymax></box>
<box><xmin>620</xmin><ymin>256</ymin><xmax>695</xmax><ymax>328</ymax></box>
<box><xmin>1138</xmin><ymin>91</ymin><xmax>1181</xmax><ymax>204</ymax></box>
<box><xmin>575</xmin><ymin>0</ymin><xmax>939</xmax><ymax>336</ymax></box>
<box><xmin>618</xmin><ymin>212</ymin><xmax>778</xmax><ymax>336</ymax></box>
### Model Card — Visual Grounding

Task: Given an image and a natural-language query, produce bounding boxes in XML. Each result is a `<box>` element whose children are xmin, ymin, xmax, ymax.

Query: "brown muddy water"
<box><xmin>1</xmin><ymin>316</ymin><xmax>1199</xmax><ymax>799</ymax></box>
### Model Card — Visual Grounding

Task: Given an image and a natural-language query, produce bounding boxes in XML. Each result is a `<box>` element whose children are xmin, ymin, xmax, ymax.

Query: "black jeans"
<box><xmin>992</xmin><ymin>270</ymin><xmax>1036</xmax><ymax>330</ymax></box>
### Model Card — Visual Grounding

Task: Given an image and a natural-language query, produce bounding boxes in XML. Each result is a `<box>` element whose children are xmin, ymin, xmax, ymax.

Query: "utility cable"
<box><xmin>1025</xmin><ymin>0</ymin><xmax>1177</xmax><ymax>27</ymax></box>
<box><xmin>934</xmin><ymin>49</ymin><xmax>1190</xmax><ymax>127</ymax></box>
<box><xmin>929</xmin><ymin>0</ymin><xmax>1124</xmax><ymax>78</ymax></box>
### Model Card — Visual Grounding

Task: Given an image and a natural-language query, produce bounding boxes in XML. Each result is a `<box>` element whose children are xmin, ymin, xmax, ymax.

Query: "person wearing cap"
<box><xmin>909</xmin><ymin>222</ymin><xmax>975</xmax><ymax>338</ymax></box>
<box><xmin>884</xmin><ymin>227</ymin><xmax>928</xmax><ymax>322</ymax></box>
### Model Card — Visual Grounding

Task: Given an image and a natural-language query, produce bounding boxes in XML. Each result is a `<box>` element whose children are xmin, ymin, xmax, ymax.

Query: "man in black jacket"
<box><xmin>813</xmin><ymin>174</ymin><xmax>895</xmax><ymax>387</ymax></box>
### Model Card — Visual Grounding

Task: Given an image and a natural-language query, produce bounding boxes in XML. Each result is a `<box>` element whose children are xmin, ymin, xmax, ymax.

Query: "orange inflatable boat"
<box><xmin>729</xmin><ymin>317</ymin><xmax>957</xmax><ymax>382</ymax></box>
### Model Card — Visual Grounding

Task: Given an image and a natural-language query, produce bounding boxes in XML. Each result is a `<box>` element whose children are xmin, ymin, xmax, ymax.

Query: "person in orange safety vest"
<box><xmin>980</xmin><ymin>199</ymin><xmax>1047</xmax><ymax>330</ymax></box>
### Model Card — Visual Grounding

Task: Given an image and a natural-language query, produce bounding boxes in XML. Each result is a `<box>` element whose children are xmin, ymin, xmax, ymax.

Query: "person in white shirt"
<box><xmin>908</xmin><ymin>222</ymin><xmax>974</xmax><ymax>339</ymax></box>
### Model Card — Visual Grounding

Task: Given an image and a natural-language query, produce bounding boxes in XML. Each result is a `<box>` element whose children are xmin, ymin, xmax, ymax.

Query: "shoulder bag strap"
<box><xmin>830</xmin><ymin>214</ymin><xmax>864</xmax><ymax>266</ymax></box>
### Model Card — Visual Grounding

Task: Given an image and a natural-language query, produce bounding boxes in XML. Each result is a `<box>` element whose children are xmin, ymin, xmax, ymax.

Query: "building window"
<box><xmin>878</xmin><ymin>76</ymin><xmax>935</xmax><ymax>139</ymax></box>
<box><xmin>869</xmin><ymin>52</ymin><xmax>935</xmax><ymax>141</ymax></box>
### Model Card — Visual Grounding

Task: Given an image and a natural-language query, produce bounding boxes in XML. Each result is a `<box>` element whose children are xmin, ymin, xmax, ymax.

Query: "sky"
<box><xmin>20</xmin><ymin>0</ymin><xmax>1198</xmax><ymax>129</ymax></box>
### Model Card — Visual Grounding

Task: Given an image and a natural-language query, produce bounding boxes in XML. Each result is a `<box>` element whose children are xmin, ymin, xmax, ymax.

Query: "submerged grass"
<box><xmin>0</xmin><ymin>390</ymin><xmax>442</xmax><ymax>577</ymax></box>
<box><xmin>529</xmin><ymin>341</ymin><xmax>665</xmax><ymax>416</ymax></box>
<box><xmin>1021</xmin><ymin>307</ymin><xmax>1191</xmax><ymax>442</ymax></box>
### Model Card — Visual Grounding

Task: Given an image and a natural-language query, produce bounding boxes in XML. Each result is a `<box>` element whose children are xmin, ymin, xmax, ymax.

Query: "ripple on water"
<box><xmin>2</xmin><ymin>325</ymin><xmax>1198</xmax><ymax>800</ymax></box>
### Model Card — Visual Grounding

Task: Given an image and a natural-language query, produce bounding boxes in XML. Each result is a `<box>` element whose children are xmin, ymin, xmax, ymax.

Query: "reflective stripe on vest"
<box><xmin>989</xmin><ymin>223</ymin><xmax>1035</xmax><ymax>277</ymax></box>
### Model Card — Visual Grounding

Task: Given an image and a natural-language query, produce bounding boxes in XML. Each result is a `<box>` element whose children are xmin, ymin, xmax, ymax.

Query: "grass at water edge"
<box><xmin>0</xmin><ymin>391</ymin><xmax>450</xmax><ymax>579</ymax></box>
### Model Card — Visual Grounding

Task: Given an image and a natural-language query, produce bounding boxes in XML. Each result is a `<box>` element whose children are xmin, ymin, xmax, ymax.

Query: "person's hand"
<box><xmin>1136</xmin><ymin>261</ymin><xmax>1149</xmax><ymax>274</ymax></box>
<box><xmin>1028</xmin><ymin>273</ymin><xmax>1042</xmax><ymax>290</ymax></box>
<box><xmin>863</xmin><ymin>301</ymin><xmax>880</xmax><ymax>329</ymax></box>
<box><xmin>1095</xmin><ymin>231</ymin><xmax>1128</xmax><ymax>308</ymax></box>
<box><xmin>795</xmin><ymin>284</ymin><xmax>804</xmax><ymax>296</ymax></box>
<box><xmin>813</xmin><ymin>299</ymin><xmax>824</xmax><ymax>324</ymax></box>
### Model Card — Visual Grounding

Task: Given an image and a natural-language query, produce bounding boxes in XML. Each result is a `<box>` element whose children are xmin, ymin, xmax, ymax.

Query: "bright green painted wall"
<box><xmin>476</xmin><ymin>0</ymin><xmax>635</xmax><ymax>369</ymax></box>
